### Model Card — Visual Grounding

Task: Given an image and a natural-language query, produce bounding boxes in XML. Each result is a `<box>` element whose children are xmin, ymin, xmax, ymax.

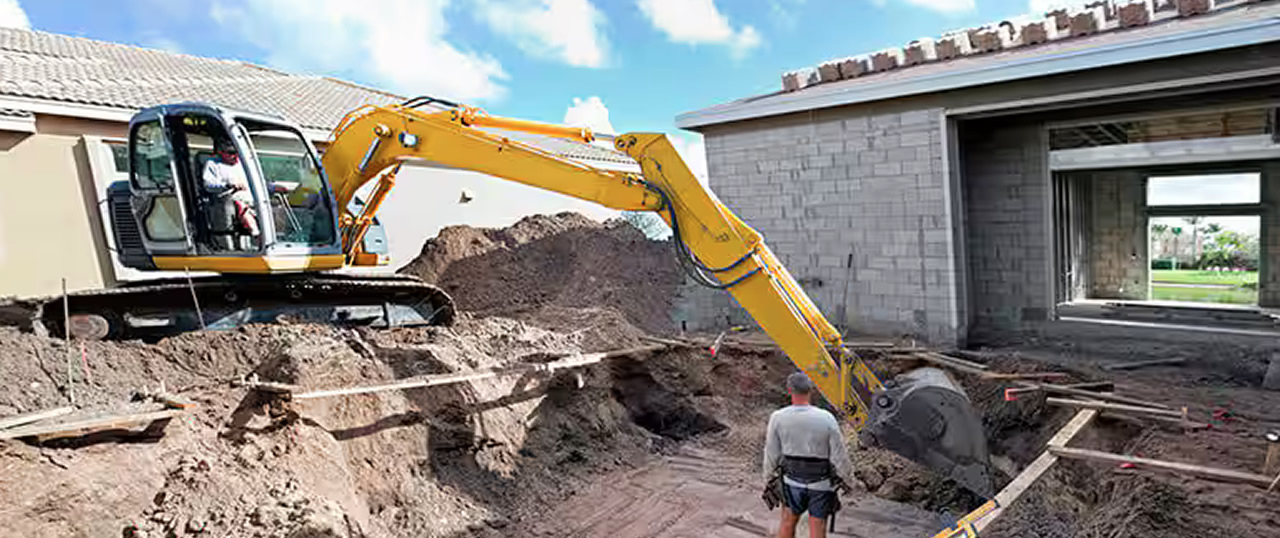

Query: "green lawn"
<box><xmin>1151</xmin><ymin>285</ymin><xmax>1257</xmax><ymax>305</ymax></box>
<box><xmin>1150</xmin><ymin>269</ymin><xmax>1257</xmax><ymax>286</ymax></box>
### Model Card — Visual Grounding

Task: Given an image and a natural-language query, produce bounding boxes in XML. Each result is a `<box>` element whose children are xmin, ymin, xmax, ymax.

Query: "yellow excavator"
<box><xmin>49</xmin><ymin>98</ymin><xmax>993</xmax><ymax>496</ymax></box>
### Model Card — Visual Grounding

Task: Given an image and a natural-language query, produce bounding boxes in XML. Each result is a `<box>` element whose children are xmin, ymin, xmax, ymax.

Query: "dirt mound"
<box><xmin>0</xmin><ymin>316</ymin><xmax>785</xmax><ymax>538</ymax></box>
<box><xmin>399</xmin><ymin>212</ymin><xmax>681</xmax><ymax>335</ymax></box>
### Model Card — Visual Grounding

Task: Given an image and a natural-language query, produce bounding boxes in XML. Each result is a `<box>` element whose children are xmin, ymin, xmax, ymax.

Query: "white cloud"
<box><xmin>563</xmin><ymin>96</ymin><xmax>615</xmax><ymax>135</ymax></box>
<box><xmin>211</xmin><ymin>0</ymin><xmax>508</xmax><ymax>102</ymax></box>
<box><xmin>141</xmin><ymin>36</ymin><xmax>184</xmax><ymax>54</ymax></box>
<box><xmin>474</xmin><ymin>0</ymin><xmax>609</xmax><ymax>68</ymax></box>
<box><xmin>901</xmin><ymin>0</ymin><xmax>975</xmax><ymax>13</ymax></box>
<box><xmin>0</xmin><ymin>0</ymin><xmax>30</xmax><ymax>29</ymax></box>
<box><xmin>668</xmin><ymin>132</ymin><xmax>708</xmax><ymax>185</ymax></box>
<box><xmin>635</xmin><ymin>0</ymin><xmax>762</xmax><ymax>58</ymax></box>
<box><xmin>1028</xmin><ymin>0</ymin><xmax>1089</xmax><ymax>13</ymax></box>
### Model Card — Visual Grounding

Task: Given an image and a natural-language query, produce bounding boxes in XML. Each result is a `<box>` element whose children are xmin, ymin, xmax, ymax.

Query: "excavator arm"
<box><xmin>321</xmin><ymin>99</ymin><xmax>994</xmax><ymax>497</ymax></box>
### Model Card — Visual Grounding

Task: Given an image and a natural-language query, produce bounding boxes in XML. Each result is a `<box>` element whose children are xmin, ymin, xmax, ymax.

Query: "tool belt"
<box><xmin>762</xmin><ymin>457</ymin><xmax>849</xmax><ymax>533</ymax></box>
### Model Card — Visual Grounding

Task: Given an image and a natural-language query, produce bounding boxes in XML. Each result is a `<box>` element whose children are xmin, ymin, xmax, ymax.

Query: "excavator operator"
<box><xmin>202</xmin><ymin>137</ymin><xmax>259</xmax><ymax>250</ymax></box>
<box><xmin>764</xmin><ymin>372</ymin><xmax>854</xmax><ymax>538</ymax></box>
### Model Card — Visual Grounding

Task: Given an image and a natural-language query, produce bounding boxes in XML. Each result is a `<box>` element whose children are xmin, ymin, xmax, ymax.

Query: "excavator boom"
<box><xmin>322</xmin><ymin>99</ymin><xmax>995</xmax><ymax>497</ymax></box>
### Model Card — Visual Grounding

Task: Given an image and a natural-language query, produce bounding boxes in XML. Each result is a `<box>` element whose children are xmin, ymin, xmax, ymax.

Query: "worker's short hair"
<box><xmin>215</xmin><ymin>138</ymin><xmax>236</xmax><ymax>153</ymax></box>
<box><xmin>786</xmin><ymin>372</ymin><xmax>814</xmax><ymax>395</ymax></box>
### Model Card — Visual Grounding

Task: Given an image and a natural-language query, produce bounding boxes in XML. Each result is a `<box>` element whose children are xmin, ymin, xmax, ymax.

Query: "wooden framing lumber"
<box><xmin>1048</xmin><ymin>446</ymin><xmax>1275</xmax><ymax>487</ymax></box>
<box><xmin>1100</xmin><ymin>412</ymin><xmax>1211</xmax><ymax>430</ymax></box>
<box><xmin>1045</xmin><ymin>397</ymin><xmax>1186</xmax><ymax>418</ymax></box>
<box><xmin>1026</xmin><ymin>382</ymin><xmax>1172</xmax><ymax>409</ymax></box>
<box><xmin>0</xmin><ymin>406</ymin><xmax>75</xmax><ymax>430</ymax></box>
<box><xmin>1004</xmin><ymin>381</ymin><xmax>1113</xmax><ymax>400</ymax></box>
<box><xmin>0</xmin><ymin>408</ymin><xmax>186</xmax><ymax>441</ymax></box>
<box><xmin>290</xmin><ymin>344</ymin><xmax>665</xmax><ymax>401</ymax></box>
<box><xmin>1103</xmin><ymin>357</ymin><xmax>1186</xmax><ymax>371</ymax></box>
<box><xmin>964</xmin><ymin>409</ymin><xmax>1099</xmax><ymax>533</ymax></box>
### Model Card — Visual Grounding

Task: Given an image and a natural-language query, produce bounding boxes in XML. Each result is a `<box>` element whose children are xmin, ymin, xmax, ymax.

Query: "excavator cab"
<box><xmin>65</xmin><ymin>103</ymin><xmax>454</xmax><ymax>339</ymax></box>
<box><xmin>112</xmin><ymin>103</ymin><xmax>345</xmax><ymax>271</ymax></box>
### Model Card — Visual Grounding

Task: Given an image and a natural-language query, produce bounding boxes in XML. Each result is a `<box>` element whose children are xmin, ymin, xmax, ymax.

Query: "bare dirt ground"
<box><xmin>4</xmin><ymin>213</ymin><xmax>1280</xmax><ymax>537</ymax></box>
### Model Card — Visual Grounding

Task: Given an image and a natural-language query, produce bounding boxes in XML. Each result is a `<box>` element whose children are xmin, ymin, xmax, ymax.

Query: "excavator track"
<box><xmin>35</xmin><ymin>273</ymin><xmax>455</xmax><ymax>340</ymax></box>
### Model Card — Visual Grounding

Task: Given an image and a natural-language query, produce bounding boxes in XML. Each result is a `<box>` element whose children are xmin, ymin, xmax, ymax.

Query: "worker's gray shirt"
<box><xmin>763</xmin><ymin>404</ymin><xmax>854</xmax><ymax>491</ymax></box>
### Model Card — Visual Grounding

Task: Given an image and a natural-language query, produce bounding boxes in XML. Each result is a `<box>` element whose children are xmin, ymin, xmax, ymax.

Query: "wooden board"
<box><xmin>1027</xmin><ymin>382</ymin><xmax>1172</xmax><ymax>409</ymax></box>
<box><xmin>291</xmin><ymin>344</ymin><xmax>665</xmax><ymax>401</ymax></box>
<box><xmin>1049</xmin><ymin>446</ymin><xmax>1275</xmax><ymax>487</ymax></box>
<box><xmin>966</xmin><ymin>409</ymin><xmax>1099</xmax><ymax>533</ymax></box>
<box><xmin>1045</xmin><ymin>397</ymin><xmax>1186</xmax><ymax>418</ymax></box>
<box><xmin>1103</xmin><ymin>357</ymin><xmax>1187</xmax><ymax>371</ymax></box>
<box><xmin>0</xmin><ymin>408</ymin><xmax>186</xmax><ymax>441</ymax></box>
<box><xmin>0</xmin><ymin>406</ymin><xmax>74</xmax><ymax>430</ymax></box>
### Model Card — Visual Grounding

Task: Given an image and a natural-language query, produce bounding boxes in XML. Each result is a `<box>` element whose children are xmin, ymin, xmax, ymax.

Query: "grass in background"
<box><xmin>1150</xmin><ymin>269</ymin><xmax>1257</xmax><ymax>286</ymax></box>
<box><xmin>1151</xmin><ymin>285</ymin><xmax>1256</xmax><ymax>304</ymax></box>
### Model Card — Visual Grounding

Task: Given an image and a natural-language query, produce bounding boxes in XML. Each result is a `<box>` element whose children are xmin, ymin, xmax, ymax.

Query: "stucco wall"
<box><xmin>0</xmin><ymin>125</ymin><xmax>117</xmax><ymax>297</ymax></box>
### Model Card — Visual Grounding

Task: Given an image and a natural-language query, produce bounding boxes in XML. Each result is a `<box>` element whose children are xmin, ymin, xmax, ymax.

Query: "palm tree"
<box><xmin>1183</xmin><ymin>217</ymin><xmax>1204</xmax><ymax>267</ymax></box>
<box><xmin>1151</xmin><ymin>224</ymin><xmax>1169</xmax><ymax>258</ymax></box>
<box><xmin>1171</xmin><ymin>227</ymin><xmax>1183</xmax><ymax>269</ymax></box>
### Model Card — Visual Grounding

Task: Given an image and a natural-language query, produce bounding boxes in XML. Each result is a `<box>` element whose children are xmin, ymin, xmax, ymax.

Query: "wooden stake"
<box><xmin>0</xmin><ymin>406</ymin><xmax>75</xmax><ymax>430</ymax></box>
<box><xmin>1268</xmin><ymin>471</ymin><xmax>1280</xmax><ymax>493</ymax></box>
<box><xmin>61</xmin><ymin>278</ymin><xmax>75</xmax><ymax>406</ymax></box>
<box><xmin>1045</xmin><ymin>397</ymin><xmax>1187</xmax><ymax>418</ymax></box>
<box><xmin>1048</xmin><ymin>446</ymin><xmax>1275</xmax><ymax>487</ymax></box>
<box><xmin>184</xmin><ymin>267</ymin><xmax>206</xmax><ymax>330</ymax></box>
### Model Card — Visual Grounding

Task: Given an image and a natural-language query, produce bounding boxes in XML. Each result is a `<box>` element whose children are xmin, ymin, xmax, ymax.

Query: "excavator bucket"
<box><xmin>860</xmin><ymin>367</ymin><xmax>995</xmax><ymax>498</ymax></box>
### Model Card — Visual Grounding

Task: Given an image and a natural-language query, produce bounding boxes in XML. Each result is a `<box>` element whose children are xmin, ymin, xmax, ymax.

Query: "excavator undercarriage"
<box><xmin>36</xmin><ymin>274</ymin><xmax>454</xmax><ymax>341</ymax></box>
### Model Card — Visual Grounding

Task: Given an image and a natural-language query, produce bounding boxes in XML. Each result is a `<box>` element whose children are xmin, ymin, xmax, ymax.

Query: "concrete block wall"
<box><xmin>1088</xmin><ymin>171</ymin><xmax>1148</xmax><ymax>299</ymax></box>
<box><xmin>962</xmin><ymin>123</ymin><xmax>1051</xmax><ymax>331</ymax></box>
<box><xmin>692</xmin><ymin>108</ymin><xmax>961</xmax><ymax>344</ymax></box>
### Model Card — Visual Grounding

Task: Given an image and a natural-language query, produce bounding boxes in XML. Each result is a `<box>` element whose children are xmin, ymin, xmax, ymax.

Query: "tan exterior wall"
<box><xmin>0</xmin><ymin>115</ymin><xmax>125</xmax><ymax>298</ymax></box>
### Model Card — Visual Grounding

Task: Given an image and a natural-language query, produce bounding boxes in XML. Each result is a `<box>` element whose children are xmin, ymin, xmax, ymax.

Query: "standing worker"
<box><xmin>763</xmin><ymin>372</ymin><xmax>855</xmax><ymax>538</ymax></box>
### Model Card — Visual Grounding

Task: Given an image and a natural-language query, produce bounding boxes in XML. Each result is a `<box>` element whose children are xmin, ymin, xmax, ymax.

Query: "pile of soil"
<box><xmin>0</xmin><ymin>317</ymin><xmax>711</xmax><ymax>538</ymax></box>
<box><xmin>399</xmin><ymin>213</ymin><xmax>681</xmax><ymax>335</ymax></box>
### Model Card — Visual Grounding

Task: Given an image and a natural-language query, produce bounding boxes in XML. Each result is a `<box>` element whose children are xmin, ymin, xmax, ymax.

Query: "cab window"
<box><xmin>131</xmin><ymin>121</ymin><xmax>175</xmax><ymax>190</ymax></box>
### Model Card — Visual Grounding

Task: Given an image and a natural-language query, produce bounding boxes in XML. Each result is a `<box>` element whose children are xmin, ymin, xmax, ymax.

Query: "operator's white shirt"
<box><xmin>202</xmin><ymin>158</ymin><xmax>254</xmax><ymax>205</ymax></box>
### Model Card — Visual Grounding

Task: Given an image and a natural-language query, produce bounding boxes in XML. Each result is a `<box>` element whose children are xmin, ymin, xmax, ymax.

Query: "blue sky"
<box><xmin>7</xmin><ymin>0</ymin><xmax>1046</xmax><ymax>174</ymax></box>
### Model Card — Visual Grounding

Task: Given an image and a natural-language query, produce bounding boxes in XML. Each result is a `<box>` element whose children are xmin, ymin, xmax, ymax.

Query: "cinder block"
<box><xmin>968</xmin><ymin>25</ymin><xmax>1013</xmax><ymax>53</ymax></box>
<box><xmin>1019</xmin><ymin>18</ymin><xmax>1061</xmax><ymax>44</ymax></box>
<box><xmin>1117</xmin><ymin>0</ymin><xmax>1153</xmax><ymax>27</ymax></box>
<box><xmin>869</xmin><ymin>48</ymin><xmax>904</xmax><ymax>72</ymax></box>
<box><xmin>1176</xmin><ymin>0</ymin><xmax>1212</xmax><ymax>15</ymax></box>
<box><xmin>838</xmin><ymin>56</ymin><xmax>869</xmax><ymax>79</ymax></box>
<box><xmin>781</xmin><ymin>68</ymin><xmax>819</xmax><ymax>92</ymax></box>
<box><xmin>817</xmin><ymin>61</ymin><xmax>842</xmax><ymax>83</ymax></box>
<box><xmin>1046</xmin><ymin>9</ymin><xmax>1071</xmax><ymax>30</ymax></box>
<box><xmin>935</xmin><ymin>31</ymin><xmax>973</xmax><ymax>60</ymax></box>
<box><xmin>1068</xmin><ymin>7</ymin><xmax>1105</xmax><ymax>36</ymax></box>
<box><xmin>903</xmin><ymin>39</ymin><xmax>937</xmax><ymax>66</ymax></box>
<box><xmin>1085</xmin><ymin>0</ymin><xmax>1116</xmax><ymax>20</ymax></box>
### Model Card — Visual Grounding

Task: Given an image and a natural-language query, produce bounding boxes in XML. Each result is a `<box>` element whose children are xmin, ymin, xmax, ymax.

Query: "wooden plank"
<box><xmin>1103</xmin><ymin>357</ymin><xmax>1187</xmax><ymax>371</ymax></box>
<box><xmin>1100</xmin><ymin>412</ymin><xmax>1211</xmax><ymax>430</ymax></box>
<box><xmin>0</xmin><ymin>408</ymin><xmax>185</xmax><ymax>441</ymax></box>
<box><xmin>1004</xmin><ymin>381</ymin><xmax>1113</xmax><ymax>400</ymax></box>
<box><xmin>1048</xmin><ymin>446</ymin><xmax>1275</xmax><ymax>487</ymax></box>
<box><xmin>152</xmin><ymin>392</ymin><xmax>197</xmax><ymax>410</ymax></box>
<box><xmin>984</xmin><ymin>372</ymin><xmax>1071</xmax><ymax>380</ymax></box>
<box><xmin>1045</xmin><ymin>397</ymin><xmax>1187</xmax><ymax>418</ymax></box>
<box><xmin>292</xmin><ymin>344</ymin><xmax>665</xmax><ymax>401</ymax></box>
<box><xmin>967</xmin><ymin>409</ymin><xmax>1099</xmax><ymax>533</ymax></box>
<box><xmin>1028</xmin><ymin>382</ymin><xmax>1172</xmax><ymax>409</ymax></box>
<box><xmin>0</xmin><ymin>406</ymin><xmax>75</xmax><ymax>430</ymax></box>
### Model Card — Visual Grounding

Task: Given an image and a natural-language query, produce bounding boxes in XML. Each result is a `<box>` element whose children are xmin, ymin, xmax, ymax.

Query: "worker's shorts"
<box><xmin>782</xmin><ymin>482</ymin><xmax>836</xmax><ymax>519</ymax></box>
